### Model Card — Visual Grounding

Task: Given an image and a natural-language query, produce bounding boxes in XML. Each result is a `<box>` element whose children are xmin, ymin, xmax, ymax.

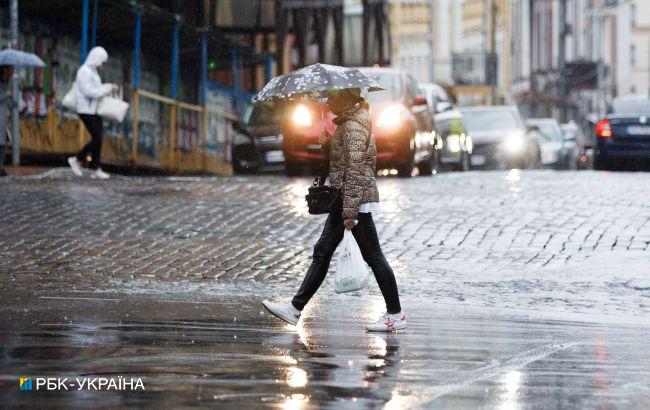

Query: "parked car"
<box><xmin>458</xmin><ymin>106</ymin><xmax>539</xmax><ymax>169</ymax></box>
<box><xmin>594</xmin><ymin>95</ymin><xmax>650</xmax><ymax>170</ymax></box>
<box><xmin>282</xmin><ymin>67</ymin><xmax>439</xmax><ymax>177</ymax></box>
<box><xmin>231</xmin><ymin>102</ymin><xmax>286</xmax><ymax>174</ymax></box>
<box><xmin>561</xmin><ymin>122</ymin><xmax>592</xmax><ymax>169</ymax></box>
<box><xmin>526</xmin><ymin>118</ymin><xmax>578</xmax><ymax>169</ymax></box>
<box><xmin>419</xmin><ymin>82</ymin><xmax>454</xmax><ymax>116</ymax></box>
<box><xmin>434</xmin><ymin>110</ymin><xmax>472</xmax><ymax>171</ymax></box>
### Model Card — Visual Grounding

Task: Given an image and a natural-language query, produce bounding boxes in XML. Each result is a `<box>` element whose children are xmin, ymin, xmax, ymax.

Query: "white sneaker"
<box><xmin>90</xmin><ymin>168</ymin><xmax>110</xmax><ymax>180</ymax></box>
<box><xmin>262</xmin><ymin>300</ymin><xmax>301</xmax><ymax>326</ymax></box>
<box><xmin>67</xmin><ymin>157</ymin><xmax>83</xmax><ymax>177</ymax></box>
<box><xmin>366</xmin><ymin>313</ymin><xmax>406</xmax><ymax>332</ymax></box>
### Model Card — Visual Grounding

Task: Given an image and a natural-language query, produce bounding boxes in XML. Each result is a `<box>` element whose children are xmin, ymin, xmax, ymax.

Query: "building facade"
<box><xmin>510</xmin><ymin>0</ymin><xmax>632</xmax><ymax>127</ymax></box>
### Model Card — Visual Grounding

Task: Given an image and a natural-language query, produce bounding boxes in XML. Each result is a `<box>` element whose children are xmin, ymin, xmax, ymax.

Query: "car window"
<box><xmin>363</xmin><ymin>73</ymin><xmax>403</xmax><ymax>103</ymax></box>
<box><xmin>460</xmin><ymin>109</ymin><xmax>520</xmax><ymax>132</ymax></box>
<box><xmin>243</xmin><ymin>103</ymin><xmax>285</xmax><ymax>126</ymax></box>
<box><xmin>437</xmin><ymin>117</ymin><xmax>465</xmax><ymax>136</ymax></box>
<box><xmin>406</xmin><ymin>75</ymin><xmax>419</xmax><ymax>103</ymax></box>
<box><xmin>530</xmin><ymin>122</ymin><xmax>562</xmax><ymax>142</ymax></box>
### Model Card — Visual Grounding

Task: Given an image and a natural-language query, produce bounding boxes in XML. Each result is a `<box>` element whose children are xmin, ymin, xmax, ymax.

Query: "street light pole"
<box><xmin>10</xmin><ymin>0</ymin><xmax>19</xmax><ymax>166</ymax></box>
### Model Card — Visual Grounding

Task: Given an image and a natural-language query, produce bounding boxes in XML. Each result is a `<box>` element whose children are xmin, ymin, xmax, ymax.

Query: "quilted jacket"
<box><xmin>329</xmin><ymin>103</ymin><xmax>379</xmax><ymax>219</ymax></box>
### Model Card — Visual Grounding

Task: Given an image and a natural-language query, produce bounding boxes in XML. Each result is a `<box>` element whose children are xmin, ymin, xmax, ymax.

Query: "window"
<box><xmin>631</xmin><ymin>44</ymin><xmax>636</xmax><ymax>67</ymax></box>
<box><xmin>630</xmin><ymin>4</ymin><xmax>636</xmax><ymax>27</ymax></box>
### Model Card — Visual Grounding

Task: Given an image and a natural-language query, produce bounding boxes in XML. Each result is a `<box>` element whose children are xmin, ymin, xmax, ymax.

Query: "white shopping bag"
<box><xmin>97</xmin><ymin>94</ymin><xmax>130</xmax><ymax>123</ymax></box>
<box><xmin>62</xmin><ymin>83</ymin><xmax>76</xmax><ymax>111</ymax></box>
<box><xmin>335</xmin><ymin>230</ymin><xmax>369</xmax><ymax>293</ymax></box>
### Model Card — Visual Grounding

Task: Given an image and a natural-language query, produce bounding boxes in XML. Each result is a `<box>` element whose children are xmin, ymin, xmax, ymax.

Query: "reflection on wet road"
<box><xmin>1</xmin><ymin>291</ymin><xmax>649</xmax><ymax>408</ymax></box>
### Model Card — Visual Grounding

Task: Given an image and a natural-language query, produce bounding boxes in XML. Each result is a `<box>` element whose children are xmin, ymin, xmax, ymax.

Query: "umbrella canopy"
<box><xmin>254</xmin><ymin>63</ymin><xmax>384</xmax><ymax>102</ymax></box>
<box><xmin>0</xmin><ymin>49</ymin><xmax>46</xmax><ymax>68</ymax></box>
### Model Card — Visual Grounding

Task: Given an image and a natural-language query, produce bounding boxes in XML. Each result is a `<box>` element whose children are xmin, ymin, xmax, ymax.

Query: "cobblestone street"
<box><xmin>1</xmin><ymin>169</ymin><xmax>649</xmax><ymax>317</ymax></box>
<box><xmin>1</xmin><ymin>169</ymin><xmax>650</xmax><ymax>408</ymax></box>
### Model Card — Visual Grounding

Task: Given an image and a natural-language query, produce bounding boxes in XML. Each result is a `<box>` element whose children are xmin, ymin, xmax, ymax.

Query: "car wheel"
<box><xmin>593</xmin><ymin>154</ymin><xmax>609</xmax><ymax>171</ymax></box>
<box><xmin>417</xmin><ymin>149</ymin><xmax>439</xmax><ymax>176</ymax></box>
<box><xmin>397</xmin><ymin>145</ymin><xmax>415</xmax><ymax>177</ymax></box>
<box><xmin>455</xmin><ymin>151</ymin><xmax>470</xmax><ymax>172</ymax></box>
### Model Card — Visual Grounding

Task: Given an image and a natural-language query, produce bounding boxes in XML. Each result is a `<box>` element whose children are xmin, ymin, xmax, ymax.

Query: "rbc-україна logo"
<box><xmin>20</xmin><ymin>378</ymin><xmax>32</xmax><ymax>391</ymax></box>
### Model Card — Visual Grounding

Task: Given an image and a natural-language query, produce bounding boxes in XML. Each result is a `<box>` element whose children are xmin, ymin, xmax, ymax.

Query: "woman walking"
<box><xmin>67</xmin><ymin>46</ymin><xmax>117</xmax><ymax>179</ymax></box>
<box><xmin>264</xmin><ymin>88</ymin><xmax>405</xmax><ymax>332</ymax></box>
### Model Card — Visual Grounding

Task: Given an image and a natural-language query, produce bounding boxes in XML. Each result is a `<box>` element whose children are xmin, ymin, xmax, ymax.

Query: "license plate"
<box><xmin>265</xmin><ymin>150</ymin><xmax>285</xmax><ymax>163</ymax></box>
<box><xmin>627</xmin><ymin>125</ymin><xmax>650</xmax><ymax>135</ymax></box>
<box><xmin>470</xmin><ymin>154</ymin><xmax>486</xmax><ymax>166</ymax></box>
<box><xmin>308</xmin><ymin>144</ymin><xmax>322</xmax><ymax>151</ymax></box>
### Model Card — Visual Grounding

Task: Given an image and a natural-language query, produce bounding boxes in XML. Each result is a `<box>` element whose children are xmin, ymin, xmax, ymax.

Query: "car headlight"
<box><xmin>376</xmin><ymin>105</ymin><xmax>407</xmax><ymax>128</ymax></box>
<box><xmin>292</xmin><ymin>104</ymin><xmax>312</xmax><ymax>127</ymax></box>
<box><xmin>446</xmin><ymin>134</ymin><xmax>461</xmax><ymax>153</ymax></box>
<box><xmin>503</xmin><ymin>132</ymin><xmax>525</xmax><ymax>153</ymax></box>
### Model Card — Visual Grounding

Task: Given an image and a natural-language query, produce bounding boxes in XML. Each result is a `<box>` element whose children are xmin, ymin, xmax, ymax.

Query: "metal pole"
<box><xmin>10</xmin><ymin>0</ymin><xmax>19</xmax><ymax>166</ymax></box>
<box><xmin>170</xmin><ymin>21</ymin><xmax>180</xmax><ymax>100</ymax></box>
<box><xmin>201</xmin><ymin>32</ymin><xmax>207</xmax><ymax>106</ymax></box>
<box><xmin>91</xmin><ymin>0</ymin><xmax>98</xmax><ymax>48</ymax></box>
<box><xmin>81</xmin><ymin>0</ymin><xmax>89</xmax><ymax>63</ymax></box>
<box><xmin>430</xmin><ymin>0</ymin><xmax>435</xmax><ymax>82</ymax></box>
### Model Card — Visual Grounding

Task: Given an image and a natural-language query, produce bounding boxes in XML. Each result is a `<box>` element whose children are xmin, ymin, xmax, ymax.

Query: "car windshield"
<box><xmin>460</xmin><ymin>109</ymin><xmax>520</xmax><ymax>132</ymax></box>
<box><xmin>242</xmin><ymin>103</ymin><xmax>285</xmax><ymax>126</ymax></box>
<box><xmin>361</xmin><ymin>73</ymin><xmax>402</xmax><ymax>103</ymax></box>
<box><xmin>436</xmin><ymin>117</ymin><xmax>465</xmax><ymax>136</ymax></box>
<box><xmin>610</xmin><ymin>97</ymin><xmax>650</xmax><ymax>115</ymax></box>
<box><xmin>529</xmin><ymin>121</ymin><xmax>562</xmax><ymax>142</ymax></box>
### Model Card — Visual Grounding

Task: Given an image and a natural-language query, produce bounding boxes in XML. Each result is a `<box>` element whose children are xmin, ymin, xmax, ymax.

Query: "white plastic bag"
<box><xmin>335</xmin><ymin>230</ymin><xmax>369</xmax><ymax>293</ymax></box>
<box><xmin>62</xmin><ymin>83</ymin><xmax>76</xmax><ymax>111</ymax></box>
<box><xmin>97</xmin><ymin>94</ymin><xmax>130</xmax><ymax>123</ymax></box>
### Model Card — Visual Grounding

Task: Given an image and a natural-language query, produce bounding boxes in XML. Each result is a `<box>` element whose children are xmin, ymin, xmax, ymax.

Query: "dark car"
<box><xmin>526</xmin><ymin>118</ymin><xmax>578</xmax><ymax>169</ymax></box>
<box><xmin>561</xmin><ymin>122</ymin><xmax>592</xmax><ymax>169</ymax></box>
<box><xmin>594</xmin><ymin>95</ymin><xmax>650</xmax><ymax>170</ymax></box>
<box><xmin>231</xmin><ymin>102</ymin><xmax>286</xmax><ymax>174</ymax></box>
<box><xmin>282</xmin><ymin>67</ymin><xmax>439</xmax><ymax>177</ymax></box>
<box><xmin>458</xmin><ymin>106</ymin><xmax>539</xmax><ymax>169</ymax></box>
<box><xmin>434</xmin><ymin>109</ymin><xmax>472</xmax><ymax>171</ymax></box>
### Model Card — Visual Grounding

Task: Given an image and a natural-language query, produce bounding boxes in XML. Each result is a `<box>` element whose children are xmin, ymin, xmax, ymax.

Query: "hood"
<box><xmin>83</xmin><ymin>46</ymin><xmax>108</xmax><ymax>67</ymax></box>
<box><xmin>470</xmin><ymin>128</ymin><xmax>522</xmax><ymax>145</ymax></box>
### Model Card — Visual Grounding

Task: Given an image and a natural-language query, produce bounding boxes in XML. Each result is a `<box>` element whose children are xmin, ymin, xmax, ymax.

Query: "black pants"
<box><xmin>77</xmin><ymin>114</ymin><xmax>103</xmax><ymax>170</ymax></box>
<box><xmin>292</xmin><ymin>211</ymin><xmax>402</xmax><ymax>314</ymax></box>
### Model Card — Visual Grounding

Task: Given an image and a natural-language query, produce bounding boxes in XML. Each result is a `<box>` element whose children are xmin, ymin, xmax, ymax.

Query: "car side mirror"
<box><xmin>435</xmin><ymin>102</ymin><xmax>452</xmax><ymax>113</ymax></box>
<box><xmin>232</xmin><ymin>120</ymin><xmax>244</xmax><ymax>133</ymax></box>
<box><xmin>413</xmin><ymin>95</ymin><xmax>428</xmax><ymax>106</ymax></box>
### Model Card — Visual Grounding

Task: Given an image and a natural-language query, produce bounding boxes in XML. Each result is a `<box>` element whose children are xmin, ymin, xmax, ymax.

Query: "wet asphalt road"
<box><xmin>1</xmin><ymin>168</ymin><xmax>649</xmax><ymax>408</ymax></box>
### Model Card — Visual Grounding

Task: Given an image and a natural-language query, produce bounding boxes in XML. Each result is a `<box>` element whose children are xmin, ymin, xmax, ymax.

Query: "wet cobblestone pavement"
<box><xmin>1</xmin><ymin>168</ymin><xmax>649</xmax><ymax>408</ymax></box>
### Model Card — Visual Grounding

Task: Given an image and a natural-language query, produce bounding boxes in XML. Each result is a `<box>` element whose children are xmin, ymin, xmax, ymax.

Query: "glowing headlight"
<box><xmin>446</xmin><ymin>134</ymin><xmax>461</xmax><ymax>153</ymax></box>
<box><xmin>292</xmin><ymin>104</ymin><xmax>312</xmax><ymax>126</ymax></box>
<box><xmin>376</xmin><ymin>105</ymin><xmax>406</xmax><ymax>128</ymax></box>
<box><xmin>503</xmin><ymin>132</ymin><xmax>525</xmax><ymax>153</ymax></box>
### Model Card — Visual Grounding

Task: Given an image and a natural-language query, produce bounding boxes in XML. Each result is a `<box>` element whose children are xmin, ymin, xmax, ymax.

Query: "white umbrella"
<box><xmin>0</xmin><ymin>48</ymin><xmax>45</xmax><ymax>68</ymax></box>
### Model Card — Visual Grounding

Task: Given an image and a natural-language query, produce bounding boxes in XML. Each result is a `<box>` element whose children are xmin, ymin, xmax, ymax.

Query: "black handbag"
<box><xmin>305</xmin><ymin>176</ymin><xmax>340</xmax><ymax>215</ymax></box>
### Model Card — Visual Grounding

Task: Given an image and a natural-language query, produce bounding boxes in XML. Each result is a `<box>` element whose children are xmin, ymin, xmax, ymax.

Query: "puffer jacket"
<box><xmin>329</xmin><ymin>103</ymin><xmax>379</xmax><ymax>219</ymax></box>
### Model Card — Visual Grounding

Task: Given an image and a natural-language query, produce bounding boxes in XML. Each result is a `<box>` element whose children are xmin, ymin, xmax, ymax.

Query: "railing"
<box><xmin>130</xmin><ymin>89</ymin><xmax>237</xmax><ymax>174</ymax></box>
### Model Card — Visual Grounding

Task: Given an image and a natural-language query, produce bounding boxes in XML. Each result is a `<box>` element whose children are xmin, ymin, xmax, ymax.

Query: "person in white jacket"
<box><xmin>67</xmin><ymin>46</ymin><xmax>117</xmax><ymax>179</ymax></box>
